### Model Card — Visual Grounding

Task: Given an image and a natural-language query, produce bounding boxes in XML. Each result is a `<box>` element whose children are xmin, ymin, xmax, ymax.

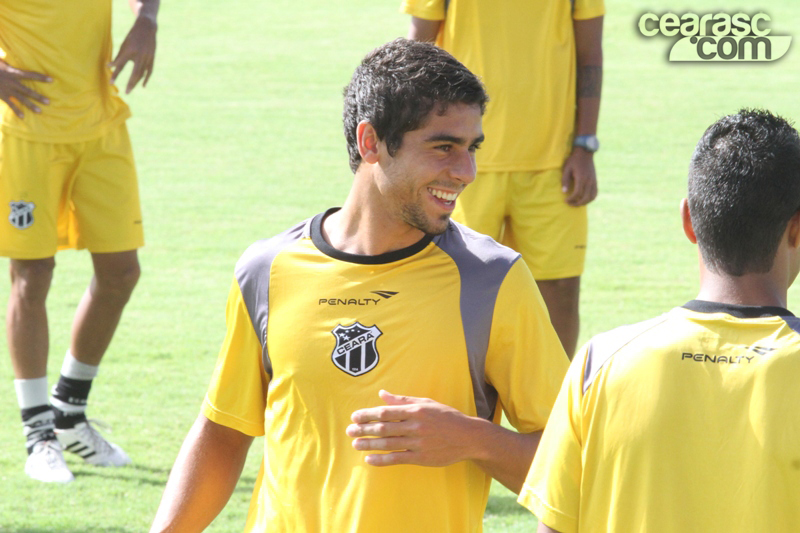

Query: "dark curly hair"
<box><xmin>343</xmin><ymin>38</ymin><xmax>488</xmax><ymax>173</ymax></box>
<box><xmin>688</xmin><ymin>109</ymin><xmax>800</xmax><ymax>275</ymax></box>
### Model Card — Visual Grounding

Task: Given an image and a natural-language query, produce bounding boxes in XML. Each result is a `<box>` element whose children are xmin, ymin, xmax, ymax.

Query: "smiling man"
<box><xmin>150</xmin><ymin>39</ymin><xmax>568</xmax><ymax>533</ymax></box>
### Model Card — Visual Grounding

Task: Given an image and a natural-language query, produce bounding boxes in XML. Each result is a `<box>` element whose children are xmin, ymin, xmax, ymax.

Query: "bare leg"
<box><xmin>69</xmin><ymin>250</ymin><xmax>140</xmax><ymax>365</ymax></box>
<box><xmin>7</xmin><ymin>258</ymin><xmax>55</xmax><ymax>379</ymax></box>
<box><xmin>47</xmin><ymin>250</ymin><xmax>139</xmax><ymax>469</ymax></box>
<box><xmin>536</xmin><ymin>276</ymin><xmax>580</xmax><ymax>359</ymax></box>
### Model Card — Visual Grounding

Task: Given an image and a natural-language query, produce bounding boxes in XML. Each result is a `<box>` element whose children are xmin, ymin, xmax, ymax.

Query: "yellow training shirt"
<box><xmin>0</xmin><ymin>0</ymin><xmax>130</xmax><ymax>142</ymax></box>
<box><xmin>204</xmin><ymin>209</ymin><xmax>569</xmax><ymax>532</ymax></box>
<box><xmin>401</xmin><ymin>0</ymin><xmax>605</xmax><ymax>171</ymax></box>
<box><xmin>519</xmin><ymin>300</ymin><xmax>800</xmax><ymax>532</ymax></box>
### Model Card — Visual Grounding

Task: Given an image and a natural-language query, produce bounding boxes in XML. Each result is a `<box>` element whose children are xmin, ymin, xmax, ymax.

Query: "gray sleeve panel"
<box><xmin>780</xmin><ymin>315</ymin><xmax>800</xmax><ymax>336</ymax></box>
<box><xmin>433</xmin><ymin>222</ymin><xmax>521</xmax><ymax>420</ymax></box>
<box><xmin>582</xmin><ymin>314</ymin><xmax>670</xmax><ymax>394</ymax></box>
<box><xmin>234</xmin><ymin>219</ymin><xmax>312</xmax><ymax>378</ymax></box>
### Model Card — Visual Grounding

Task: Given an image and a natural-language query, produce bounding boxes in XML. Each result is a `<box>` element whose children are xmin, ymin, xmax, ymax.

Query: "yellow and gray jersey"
<box><xmin>520</xmin><ymin>300</ymin><xmax>800</xmax><ymax>533</ymax></box>
<box><xmin>204</xmin><ymin>208</ymin><xmax>568</xmax><ymax>533</ymax></box>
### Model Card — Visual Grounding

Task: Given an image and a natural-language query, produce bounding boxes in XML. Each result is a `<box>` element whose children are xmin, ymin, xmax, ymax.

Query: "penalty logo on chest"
<box><xmin>331</xmin><ymin>322</ymin><xmax>382</xmax><ymax>376</ymax></box>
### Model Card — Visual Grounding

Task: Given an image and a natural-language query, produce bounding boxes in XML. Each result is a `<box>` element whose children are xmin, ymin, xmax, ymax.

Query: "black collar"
<box><xmin>683</xmin><ymin>299</ymin><xmax>794</xmax><ymax>318</ymax></box>
<box><xmin>310</xmin><ymin>208</ymin><xmax>434</xmax><ymax>265</ymax></box>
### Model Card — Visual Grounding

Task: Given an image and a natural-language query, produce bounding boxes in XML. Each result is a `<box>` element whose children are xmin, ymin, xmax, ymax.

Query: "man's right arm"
<box><xmin>150</xmin><ymin>414</ymin><xmax>254</xmax><ymax>533</ymax></box>
<box><xmin>407</xmin><ymin>16</ymin><xmax>442</xmax><ymax>42</ymax></box>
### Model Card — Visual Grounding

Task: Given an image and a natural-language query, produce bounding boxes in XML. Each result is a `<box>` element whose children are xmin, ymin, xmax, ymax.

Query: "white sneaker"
<box><xmin>25</xmin><ymin>439</ymin><xmax>75</xmax><ymax>483</ymax></box>
<box><xmin>56</xmin><ymin>420</ymin><xmax>131</xmax><ymax>467</ymax></box>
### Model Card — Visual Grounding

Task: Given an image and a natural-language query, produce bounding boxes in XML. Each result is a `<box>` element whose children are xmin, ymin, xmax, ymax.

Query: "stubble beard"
<box><xmin>385</xmin><ymin>163</ymin><xmax>452</xmax><ymax>236</ymax></box>
<box><xmin>401</xmin><ymin>201</ymin><xmax>450</xmax><ymax>236</ymax></box>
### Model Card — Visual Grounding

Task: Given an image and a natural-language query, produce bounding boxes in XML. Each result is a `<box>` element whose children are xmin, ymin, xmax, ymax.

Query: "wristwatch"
<box><xmin>573</xmin><ymin>134</ymin><xmax>600</xmax><ymax>153</ymax></box>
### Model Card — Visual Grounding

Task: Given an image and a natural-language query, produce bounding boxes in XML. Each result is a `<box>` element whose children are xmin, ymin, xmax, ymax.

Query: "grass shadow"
<box><xmin>68</xmin><ymin>462</ymin><xmax>257</xmax><ymax>491</ymax></box>
<box><xmin>67</xmin><ymin>461</ymin><xmax>171</xmax><ymax>487</ymax></box>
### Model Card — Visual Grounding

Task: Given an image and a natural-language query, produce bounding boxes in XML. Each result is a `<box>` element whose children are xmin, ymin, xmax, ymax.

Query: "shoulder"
<box><xmin>573</xmin><ymin>0</ymin><xmax>606</xmax><ymax>21</ymax></box>
<box><xmin>235</xmin><ymin>217</ymin><xmax>313</xmax><ymax>283</ymax></box>
<box><xmin>433</xmin><ymin>220</ymin><xmax>521</xmax><ymax>273</ymax></box>
<box><xmin>581</xmin><ymin>313</ymin><xmax>672</xmax><ymax>393</ymax></box>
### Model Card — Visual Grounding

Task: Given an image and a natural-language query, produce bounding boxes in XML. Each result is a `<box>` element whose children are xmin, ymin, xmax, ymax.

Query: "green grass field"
<box><xmin>2</xmin><ymin>0</ymin><xmax>800</xmax><ymax>530</ymax></box>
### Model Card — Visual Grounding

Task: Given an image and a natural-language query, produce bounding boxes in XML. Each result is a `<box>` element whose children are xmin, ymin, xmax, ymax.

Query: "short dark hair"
<box><xmin>342</xmin><ymin>38</ymin><xmax>488</xmax><ymax>173</ymax></box>
<box><xmin>688</xmin><ymin>109</ymin><xmax>800</xmax><ymax>276</ymax></box>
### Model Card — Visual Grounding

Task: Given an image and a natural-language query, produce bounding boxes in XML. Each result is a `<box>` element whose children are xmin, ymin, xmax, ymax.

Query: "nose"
<box><xmin>451</xmin><ymin>149</ymin><xmax>477</xmax><ymax>185</ymax></box>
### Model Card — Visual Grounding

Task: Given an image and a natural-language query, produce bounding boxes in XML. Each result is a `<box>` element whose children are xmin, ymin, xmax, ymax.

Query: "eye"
<box><xmin>469</xmin><ymin>143</ymin><xmax>482</xmax><ymax>153</ymax></box>
<box><xmin>435</xmin><ymin>144</ymin><xmax>452</xmax><ymax>153</ymax></box>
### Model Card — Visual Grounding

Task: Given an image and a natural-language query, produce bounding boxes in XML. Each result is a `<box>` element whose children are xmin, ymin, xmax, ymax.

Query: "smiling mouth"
<box><xmin>428</xmin><ymin>187</ymin><xmax>459</xmax><ymax>203</ymax></box>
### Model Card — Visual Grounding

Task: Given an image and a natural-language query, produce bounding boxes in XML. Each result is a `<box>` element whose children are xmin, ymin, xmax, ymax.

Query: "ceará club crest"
<box><xmin>331</xmin><ymin>322</ymin><xmax>382</xmax><ymax>376</ymax></box>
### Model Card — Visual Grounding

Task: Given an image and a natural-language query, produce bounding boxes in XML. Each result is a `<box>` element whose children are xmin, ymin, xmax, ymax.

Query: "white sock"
<box><xmin>14</xmin><ymin>377</ymin><xmax>49</xmax><ymax>410</ymax></box>
<box><xmin>60</xmin><ymin>351</ymin><xmax>99</xmax><ymax>380</ymax></box>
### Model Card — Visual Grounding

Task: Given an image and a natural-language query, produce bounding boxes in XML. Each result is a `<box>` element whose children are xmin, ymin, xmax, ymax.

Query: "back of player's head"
<box><xmin>689</xmin><ymin>108</ymin><xmax>800</xmax><ymax>276</ymax></box>
<box><xmin>342</xmin><ymin>38</ymin><xmax>488</xmax><ymax>173</ymax></box>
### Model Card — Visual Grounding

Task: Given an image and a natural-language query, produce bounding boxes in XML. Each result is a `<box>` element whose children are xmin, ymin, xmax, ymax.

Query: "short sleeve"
<box><xmin>517</xmin><ymin>347</ymin><xmax>587</xmax><ymax>533</ymax></box>
<box><xmin>573</xmin><ymin>0</ymin><xmax>605</xmax><ymax>21</ymax></box>
<box><xmin>202</xmin><ymin>278</ymin><xmax>269</xmax><ymax>437</ymax></box>
<box><xmin>484</xmin><ymin>259</ymin><xmax>570</xmax><ymax>433</ymax></box>
<box><xmin>400</xmin><ymin>0</ymin><xmax>446</xmax><ymax>21</ymax></box>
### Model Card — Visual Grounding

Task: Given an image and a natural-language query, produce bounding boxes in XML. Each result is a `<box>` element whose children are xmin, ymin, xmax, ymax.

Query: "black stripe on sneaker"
<box><xmin>66</xmin><ymin>443</ymin><xmax>89</xmax><ymax>454</ymax></box>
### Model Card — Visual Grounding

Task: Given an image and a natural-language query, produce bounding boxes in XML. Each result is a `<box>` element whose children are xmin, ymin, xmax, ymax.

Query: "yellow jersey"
<box><xmin>0</xmin><ymin>0</ymin><xmax>130</xmax><ymax>142</ymax></box>
<box><xmin>519</xmin><ymin>300</ymin><xmax>800</xmax><ymax>532</ymax></box>
<box><xmin>401</xmin><ymin>0</ymin><xmax>605</xmax><ymax>171</ymax></box>
<box><xmin>204</xmin><ymin>209</ymin><xmax>569</xmax><ymax>532</ymax></box>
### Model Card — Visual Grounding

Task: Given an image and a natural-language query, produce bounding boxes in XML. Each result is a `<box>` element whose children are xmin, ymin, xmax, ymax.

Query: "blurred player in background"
<box><xmin>0</xmin><ymin>0</ymin><xmax>160</xmax><ymax>483</ymax></box>
<box><xmin>520</xmin><ymin>109</ymin><xmax>800</xmax><ymax>532</ymax></box>
<box><xmin>403</xmin><ymin>0</ymin><xmax>604</xmax><ymax>356</ymax></box>
<box><xmin>150</xmin><ymin>39</ymin><xmax>568</xmax><ymax>532</ymax></box>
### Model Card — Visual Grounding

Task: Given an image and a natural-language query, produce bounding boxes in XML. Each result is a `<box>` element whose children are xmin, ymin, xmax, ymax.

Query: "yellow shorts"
<box><xmin>0</xmin><ymin>123</ymin><xmax>144</xmax><ymax>259</ymax></box>
<box><xmin>452</xmin><ymin>169</ymin><xmax>587</xmax><ymax>280</ymax></box>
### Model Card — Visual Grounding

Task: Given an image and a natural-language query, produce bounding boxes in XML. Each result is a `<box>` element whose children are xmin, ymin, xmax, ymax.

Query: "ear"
<box><xmin>356</xmin><ymin>121</ymin><xmax>381</xmax><ymax>165</ymax></box>
<box><xmin>786</xmin><ymin>211</ymin><xmax>800</xmax><ymax>249</ymax></box>
<box><xmin>680</xmin><ymin>198</ymin><xmax>697</xmax><ymax>244</ymax></box>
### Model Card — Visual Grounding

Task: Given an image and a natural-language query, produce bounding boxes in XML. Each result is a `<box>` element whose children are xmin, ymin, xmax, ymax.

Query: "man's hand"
<box><xmin>0</xmin><ymin>61</ymin><xmax>51</xmax><ymax>119</ymax></box>
<box><xmin>347</xmin><ymin>390</ymin><xmax>478</xmax><ymax>467</ymax></box>
<box><xmin>110</xmin><ymin>14</ymin><xmax>157</xmax><ymax>94</ymax></box>
<box><xmin>561</xmin><ymin>147</ymin><xmax>598</xmax><ymax>207</ymax></box>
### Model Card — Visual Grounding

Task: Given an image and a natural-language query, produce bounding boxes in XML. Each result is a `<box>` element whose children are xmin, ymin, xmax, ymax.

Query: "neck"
<box><xmin>321</xmin><ymin>173</ymin><xmax>427</xmax><ymax>256</ymax></box>
<box><xmin>696</xmin><ymin>263</ymin><xmax>789</xmax><ymax>309</ymax></box>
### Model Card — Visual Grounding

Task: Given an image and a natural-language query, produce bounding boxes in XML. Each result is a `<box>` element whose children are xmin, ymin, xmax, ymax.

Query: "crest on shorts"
<box><xmin>9</xmin><ymin>201</ymin><xmax>35</xmax><ymax>230</ymax></box>
<box><xmin>331</xmin><ymin>322</ymin><xmax>382</xmax><ymax>376</ymax></box>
